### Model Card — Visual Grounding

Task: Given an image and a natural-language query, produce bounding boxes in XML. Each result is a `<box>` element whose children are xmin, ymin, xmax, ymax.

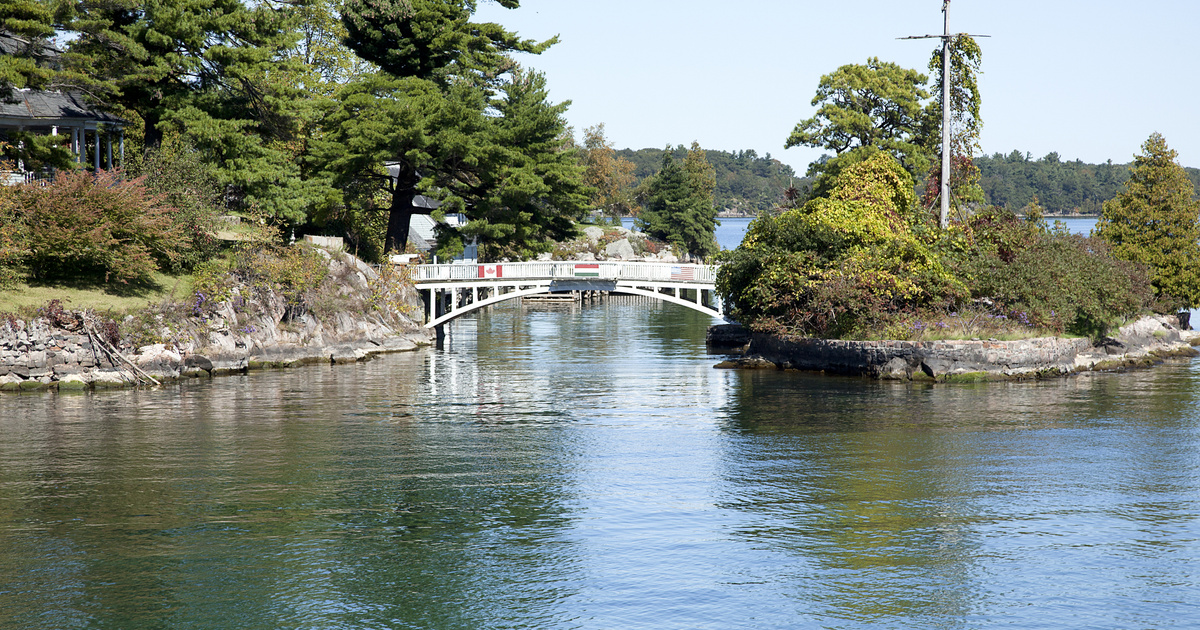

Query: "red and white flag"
<box><xmin>478</xmin><ymin>264</ymin><xmax>503</xmax><ymax>278</ymax></box>
<box><xmin>670</xmin><ymin>266</ymin><xmax>694</xmax><ymax>281</ymax></box>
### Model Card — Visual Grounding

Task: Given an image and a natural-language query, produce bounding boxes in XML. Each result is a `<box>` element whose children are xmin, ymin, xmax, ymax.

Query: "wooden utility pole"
<box><xmin>900</xmin><ymin>1</ymin><xmax>987</xmax><ymax>228</ymax></box>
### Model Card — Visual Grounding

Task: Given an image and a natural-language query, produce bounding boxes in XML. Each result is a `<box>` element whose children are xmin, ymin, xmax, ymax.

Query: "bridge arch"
<box><xmin>413</xmin><ymin>262</ymin><xmax>724</xmax><ymax>328</ymax></box>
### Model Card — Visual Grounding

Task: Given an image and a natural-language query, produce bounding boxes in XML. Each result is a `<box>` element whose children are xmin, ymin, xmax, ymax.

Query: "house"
<box><xmin>1</xmin><ymin>32</ymin><xmax>124</xmax><ymax>183</ymax></box>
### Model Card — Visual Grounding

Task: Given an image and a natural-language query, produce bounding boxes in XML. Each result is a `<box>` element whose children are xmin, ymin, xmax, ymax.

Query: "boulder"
<box><xmin>603</xmin><ymin>239</ymin><xmax>636</xmax><ymax>260</ymax></box>
<box><xmin>582</xmin><ymin>226</ymin><xmax>605</xmax><ymax>243</ymax></box>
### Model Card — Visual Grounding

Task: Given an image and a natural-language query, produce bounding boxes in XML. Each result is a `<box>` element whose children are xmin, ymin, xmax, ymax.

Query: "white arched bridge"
<box><xmin>412</xmin><ymin>261</ymin><xmax>722</xmax><ymax>328</ymax></box>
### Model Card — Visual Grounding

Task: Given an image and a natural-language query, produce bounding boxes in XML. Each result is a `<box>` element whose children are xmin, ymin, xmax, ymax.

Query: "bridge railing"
<box><xmin>413</xmin><ymin>261</ymin><xmax>717</xmax><ymax>284</ymax></box>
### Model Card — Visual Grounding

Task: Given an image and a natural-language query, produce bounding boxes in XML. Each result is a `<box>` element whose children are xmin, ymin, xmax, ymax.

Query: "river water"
<box><xmin>3</xmin><ymin>215</ymin><xmax>1199</xmax><ymax>629</ymax></box>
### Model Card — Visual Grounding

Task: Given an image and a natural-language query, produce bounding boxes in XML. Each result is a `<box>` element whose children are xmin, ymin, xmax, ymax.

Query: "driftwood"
<box><xmin>83</xmin><ymin>322</ymin><xmax>161</xmax><ymax>387</ymax></box>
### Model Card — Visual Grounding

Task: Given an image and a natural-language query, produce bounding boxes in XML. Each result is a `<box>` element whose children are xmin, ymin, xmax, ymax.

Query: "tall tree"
<box><xmin>67</xmin><ymin>0</ymin><xmax>316</xmax><ymax>222</ymax></box>
<box><xmin>0</xmin><ymin>0</ymin><xmax>59</xmax><ymax>101</ymax></box>
<box><xmin>637</xmin><ymin>143</ymin><xmax>719</xmax><ymax>260</ymax></box>
<box><xmin>446</xmin><ymin>68</ymin><xmax>589</xmax><ymax>261</ymax></box>
<box><xmin>1096</xmin><ymin>133</ymin><xmax>1200</xmax><ymax>308</ymax></box>
<box><xmin>331</xmin><ymin>0</ymin><xmax>568</xmax><ymax>254</ymax></box>
<box><xmin>784</xmin><ymin>58</ymin><xmax>929</xmax><ymax>194</ymax></box>
<box><xmin>578</xmin><ymin>123</ymin><xmax>637</xmax><ymax>223</ymax></box>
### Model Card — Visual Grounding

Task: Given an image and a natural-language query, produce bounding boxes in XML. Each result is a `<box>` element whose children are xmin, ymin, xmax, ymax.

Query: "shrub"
<box><xmin>230</xmin><ymin>243</ymin><xmax>329</xmax><ymax>310</ymax></box>
<box><xmin>130</xmin><ymin>134</ymin><xmax>223</xmax><ymax>272</ymax></box>
<box><xmin>5</xmin><ymin>170</ymin><xmax>185</xmax><ymax>284</ymax></box>
<box><xmin>716</xmin><ymin>153</ymin><xmax>964</xmax><ymax>338</ymax></box>
<box><xmin>0</xmin><ymin>187</ymin><xmax>27</xmax><ymax>288</ymax></box>
<box><xmin>954</xmin><ymin>208</ymin><xmax>1152</xmax><ymax>338</ymax></box>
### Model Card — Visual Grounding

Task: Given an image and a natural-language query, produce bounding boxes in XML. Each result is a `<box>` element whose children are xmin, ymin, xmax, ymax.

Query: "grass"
<box><xmin>0</xmin><ymin>271</ymin><xmax>195</xmax><ymax>316</ymax></box>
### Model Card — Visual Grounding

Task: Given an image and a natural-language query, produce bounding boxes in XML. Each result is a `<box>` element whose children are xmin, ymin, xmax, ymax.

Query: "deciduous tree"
<box><xmin>785</xmin><ymin>58</ymin><xmax>929</xmax><ymax>193</ymax></box>
<box><xmin>578</xmin><ymin>123</ymin><xmax>637</xmax><ymax>223</ymax></box>
<box><xmin>920</xmin><ymin>35</ymin><xmax>985</xmax><ymax>214</ymax></box>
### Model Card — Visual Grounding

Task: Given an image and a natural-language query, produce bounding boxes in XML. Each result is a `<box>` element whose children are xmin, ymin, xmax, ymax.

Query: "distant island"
<box><xmin>618</xmin><ymin>147</ymin><xmax>1200</xmax><ymax>217</ymax></box>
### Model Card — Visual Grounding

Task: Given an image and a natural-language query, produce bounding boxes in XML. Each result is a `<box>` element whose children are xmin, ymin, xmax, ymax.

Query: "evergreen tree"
<box><xmin>448</xmin><ymin>68</ymin><xmax>589</xmax><ymax>261</ymax></box>
<box><xmin>0</xmin><ymin>0</ymin><xmax>58</xmax><ymax>101</ymax></box>
<box><xmin>637</xmin><ymin>144</ymin><xmax>719</xmax><ymax>260</ymax></box>
<box><xmin>1096</xmin><ymin>133</ymin><xmax>1200</xmax><ymax>307</ymax></box>
<box><xmin>329</xmin><ymin>0</ymin><xmax>578</xmax><ymax>256</ymax></box>
<box><xmin>67</xmin><ymin>0</ymin><xmax>318</xmax><ymax>222</ymax></box>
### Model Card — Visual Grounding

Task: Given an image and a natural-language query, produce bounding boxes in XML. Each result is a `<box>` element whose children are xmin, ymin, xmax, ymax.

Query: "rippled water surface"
<box><xmin>2</xmin><ymin>300</ymin><xmax>1200</xmax><ymax>629</ymax></box>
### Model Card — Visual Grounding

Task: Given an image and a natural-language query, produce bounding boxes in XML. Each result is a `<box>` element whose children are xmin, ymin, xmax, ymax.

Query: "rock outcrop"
<box><xmin>1</xmin><ymin>250</ymin><xmax>432</xmax><ymax>391</ymax></box>
<box><xmin>715</xmin><ymin>315</ymin><xmax>1199</xmax><ymax>381</ymax></box>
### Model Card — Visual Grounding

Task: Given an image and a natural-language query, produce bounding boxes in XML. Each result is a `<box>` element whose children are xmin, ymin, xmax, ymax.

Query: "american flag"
<box><xmin>670</xmin><ymin>266</ymin><xmax>694</xmax><ymax>281</ymax></box>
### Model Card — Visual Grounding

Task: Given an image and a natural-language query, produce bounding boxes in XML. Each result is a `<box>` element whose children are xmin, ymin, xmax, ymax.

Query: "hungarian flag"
<box><xmin>574</xmin><ymin>263</ymin><xmax>600</xmax><ymax>277</ymax></box>
<box><xmin>478</xmin><ymin>264</ymin><xmax>503</xmax><ymax>278</ymax></box>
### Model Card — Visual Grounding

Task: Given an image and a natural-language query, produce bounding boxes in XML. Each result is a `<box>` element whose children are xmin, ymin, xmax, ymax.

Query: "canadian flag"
<box><xmin>478</xmin><ymin>264</ymin><xmax>503</xmax><ymax>278</ymax></box>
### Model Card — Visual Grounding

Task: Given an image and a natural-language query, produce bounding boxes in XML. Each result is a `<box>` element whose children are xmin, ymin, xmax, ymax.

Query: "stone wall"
<box><xmin>0</xmin><ymin>248</ymin><xmax>434</xmax><ymax>392</ymax></box>
<box><xmin>718</xmin><ymin>315</ymin><xmax>1199</xmax><ymax>381</ymax></box>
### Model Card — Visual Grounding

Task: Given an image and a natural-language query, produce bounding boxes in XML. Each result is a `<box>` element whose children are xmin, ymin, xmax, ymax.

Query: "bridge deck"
<box><xmin>411</xmin><ymin>262</ymin><xmax>723</xmax><ymax>328</ymax></box>
<box><xmin>413</xmin><ymin>261</ymin><xmax>716</xmax><ymax>285</ymax></box>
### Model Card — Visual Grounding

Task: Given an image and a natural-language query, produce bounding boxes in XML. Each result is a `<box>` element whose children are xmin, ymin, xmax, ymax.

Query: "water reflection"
<box><xmin>1</xmin><ymin>302</ymin><xmax>1199</xmax><ymax>629</ymax></box>
<box><xmin>719</xmin><ymin>364</ymin><xmax>1200</xmax><ymax>628</ymax></box>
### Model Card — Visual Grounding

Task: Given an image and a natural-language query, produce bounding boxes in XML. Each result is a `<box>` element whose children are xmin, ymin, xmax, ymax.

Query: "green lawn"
<box><xmin>0</xmin><ymin>271</ymin><xmax>195</xmax><ymax>316</ymax></box>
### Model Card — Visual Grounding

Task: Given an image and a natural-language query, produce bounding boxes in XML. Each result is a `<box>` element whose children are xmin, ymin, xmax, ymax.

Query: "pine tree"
<box><xmin>1096</xmin><ymin>133</ymin><xmax>1200</xmax><ymax>307</ymax></box>
<box><xmin>67</xmin><ymin>0</ymin><xmax>317</xmax><ymax>222</ymax></box>
<box><xmin>328</xmin><ymin>0</ymin><xmax>580</xmax><ymax>256</ymax></box>
<box><xmin>637</xmin><ymin>144</ymin><xmax>719</xmax><ymax>260</ymax></box>
<box><xmin>452</xmin><ymin>68</ymin><xmax>589</xmax><ymax>261</ymax></box>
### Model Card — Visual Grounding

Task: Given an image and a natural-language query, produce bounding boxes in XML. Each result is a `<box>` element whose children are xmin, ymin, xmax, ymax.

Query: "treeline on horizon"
<box><xmin>976</xmin><ymin>151</ymin><xmax>1200</xmax><ymax>215</ymax></box>
<box><xmin>616</xmin><ymin>147</ymin><xmax>802</xmax><ymax>214</ymax></box>
<box><xmin>615</xmin><ymin>146</ymin><xmax>1200</xmax><ymax>216</ymax></box>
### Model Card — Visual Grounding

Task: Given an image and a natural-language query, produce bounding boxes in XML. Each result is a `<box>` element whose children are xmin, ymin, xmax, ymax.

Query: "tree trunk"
<box><xmin>384</xmin><ymin>165</ymin><xmax>421</xmax><ymax>254</ymax></box>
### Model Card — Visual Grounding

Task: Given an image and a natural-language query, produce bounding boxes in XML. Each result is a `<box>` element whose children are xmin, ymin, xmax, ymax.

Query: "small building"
<box><xmin>1</xmin><ymin>32</ymin><xmax>124</xmax><ymax>183</ymax></box>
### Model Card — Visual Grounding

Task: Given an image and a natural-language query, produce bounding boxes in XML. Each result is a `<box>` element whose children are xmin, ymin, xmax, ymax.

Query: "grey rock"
<box><xmin>603</xmin><ymin>239</ymin><xmax>636</xmax><ymax>260</ymax></box>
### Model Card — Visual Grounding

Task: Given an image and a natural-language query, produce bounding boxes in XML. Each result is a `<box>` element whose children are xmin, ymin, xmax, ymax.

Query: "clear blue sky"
<box><xmin>475</xmin><ymin>0</ymin><xmax>1200</xmax><ymax>174</ymax></box>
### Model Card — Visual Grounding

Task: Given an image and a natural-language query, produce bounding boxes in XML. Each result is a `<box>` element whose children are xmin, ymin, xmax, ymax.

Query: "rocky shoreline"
<box><xmin>712</xmin><ymin>315</ymin><xmax>1199</xmax><ymax>382</ymax></box>
<box><xmin>0</xmin><ymin>247</ymin><xmax>433</xmax><ymax>392</ymax></box>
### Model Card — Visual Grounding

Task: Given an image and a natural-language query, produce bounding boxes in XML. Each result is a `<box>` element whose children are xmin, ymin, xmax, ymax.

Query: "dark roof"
<box><xmin>0</xmin><ymin>90</ymin><xmax>122</xmax><ymax>124</ymax></box>
<box><xmin>0</xmin><ymin>31</ymin><xmax>59</xmax><ymax>62</ymax></box>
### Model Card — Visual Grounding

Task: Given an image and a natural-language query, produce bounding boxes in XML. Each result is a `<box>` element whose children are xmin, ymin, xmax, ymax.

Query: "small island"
<box><xmin>711</xmin><ymin>136</ymin><xmax>1200</xmax><ymax>381</ymax></box>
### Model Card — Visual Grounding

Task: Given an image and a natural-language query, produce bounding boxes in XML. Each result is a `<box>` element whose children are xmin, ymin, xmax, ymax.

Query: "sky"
<box><xmin>474</xmin><ymin>0</ymin><xmax>1200</xmax><ymax>174</ymax></box>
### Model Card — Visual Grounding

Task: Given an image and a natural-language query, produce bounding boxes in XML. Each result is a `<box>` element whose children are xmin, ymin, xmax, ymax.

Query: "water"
<box><xmin>626</xmin><ymin>215</ymin><xmax>1096</xmax><ymax>253</ymax></box>
<box><xmin>2</xmin><ymin>299</ymin><xmax>1199</xmax><ymax>629</ymax></box>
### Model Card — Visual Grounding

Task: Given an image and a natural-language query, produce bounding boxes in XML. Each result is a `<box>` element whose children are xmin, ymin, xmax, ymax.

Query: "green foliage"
<box><xmin>1096</xmin><ymin>133</ymin><xmax>1200</xmax><ymax>308</ymax></box>
<box><xmin>448</xmin><ymin>68</ymin><xmax>589</xmax><ymax>261</ymax></box>
<box><xmin>0</xmin><ymin>0</ymin><xmax>59</xmax><ymax>100</ymax></box>
<box><xmin>341</xmin><ymin>0</ymin><xmax>555</xmax><ymax>89</ymax></box>
<box><xmin>0</xmin><ymin>186</ymin><xmax>27</xmax><ymax>289</ymax></box>
<box><xmin>327</xmin><ymin>1</ymin><xmax>586</xmax><ymax>260</ymax></box>
<box><xmin>716</xmin><ymin>152</ymin><xmax>961</xmax><ymax>337</ymax></box>
<box><xmin>954</xmin><ymin>207</ymin><xmax>1152</xmax><ymax>338</ymax></box>
<box><xmin>127</xmin><ymin>134</ymin><xmax>223</xmax><ymax>271</ymax></box>
<box><xmin>617</xmin><ymin>146</ymin><xmax>802</xmax><ymax>214</ymax></box>
<box><xmin>230</xmin><ymin>243</ymin><xmax>330</xmax><ymax>309</ymax></box>
<box><xmin>0</xmin><ymin>170</ymin><xmax>185</xmax><ymax>284</ymax></box>
<box><xmin>785</xmin><ymin>58</ymin><xmax>931</xmax><ymax>187</ymax></box>
<box><xmin>636</xmin><ymin>144</ymin><xmax>719</xmax><ymax>260</ymax></box>
<box><xmin>920</xmin><ymin>36</ymin><xmax>985</xmax><ymax>211</ymax></box>
<box><xmin>67</xmin><ymin>0</ymin><xmax>320</xmax><ymax>223</ymax></box>
<box><xmin>0</xmin><ymin>132</ymin><xmax>74</xmax><ymax>172</ymax></box>
<box><xmin>716</xmin><ymin>151</ymin><xmax>1151</xmax><ymax>340</ymax></box>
